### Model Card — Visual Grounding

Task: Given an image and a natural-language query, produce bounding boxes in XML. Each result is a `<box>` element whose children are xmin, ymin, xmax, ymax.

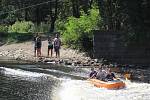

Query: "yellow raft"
<box><xmin>88</xmin><ymin>79</ymin><xmax>126</xmax><ymax>89</ymax></box>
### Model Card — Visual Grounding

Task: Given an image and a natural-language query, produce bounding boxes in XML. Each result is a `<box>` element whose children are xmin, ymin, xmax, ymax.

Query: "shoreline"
<box><xmin>0</xmin><ymin>41</ymin><xmax>102</xmax><ymax>67</ymax></box>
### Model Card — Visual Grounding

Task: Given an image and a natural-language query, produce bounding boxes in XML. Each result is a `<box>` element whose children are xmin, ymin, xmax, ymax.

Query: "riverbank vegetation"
<box><xmin>0</xmin><ymin>0</ymin><xmax>150</xmax><ymax>50</ymax></box>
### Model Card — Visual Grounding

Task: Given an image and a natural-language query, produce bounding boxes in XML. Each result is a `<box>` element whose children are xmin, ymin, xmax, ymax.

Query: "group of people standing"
<box><xmin>34</xmin><ymin>33</ymin><xmax>61</xmax><ymax>58</ymax></box>
<box><xmin>89</xmin><ymin>65</ymin><xmax>116</xmax><ymax>81</ymax></box>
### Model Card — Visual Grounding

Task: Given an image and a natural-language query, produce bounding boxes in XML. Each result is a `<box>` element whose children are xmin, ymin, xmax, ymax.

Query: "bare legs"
<box><xmin>55</xmin><ymin>49</ymin><xmax>60</xmax><ymax>58</ymax></box>
<box><xmin>37</xmin><ymin>48</ymin><xmax>41</xmax><ymax>57</ymax></box>
<box><xmin>34</xmin><ymin>50</ymin><xmax>36</xmax><ymax>57</ymax></box>
<box><xmin>48</xmin><ymin>49</ymin><xmax>53</xmax><ymax>57</ymax></box>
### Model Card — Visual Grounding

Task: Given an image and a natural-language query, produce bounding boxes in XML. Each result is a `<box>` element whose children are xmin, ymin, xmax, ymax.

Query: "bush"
<box><xmin>57</xmin><ymin>8</ymin><xmax>101</xmax><ymax>50</ymax></box>
<box><xmin>0</xmin><ymin>25</ymin><xmax>8</xmax><ymax>33</ymax></box>
<box><xmin>8</xmin><ymin>21</ymin><xmax>34</xmax><ymax>33</ymax></box>
<box><xmin>7</xmin><ymin>32</ymin><xmax>33</xmax><ymax>43</ymax></box>
<box><xmin>33</xmin><ymin>22</ymin><xmax>49</xmax><ymax>33</ymax></box>
<box><xmin>1</xmin><ymin>21</ymin><xmax>49</xmax><ymax>43</ymax></box>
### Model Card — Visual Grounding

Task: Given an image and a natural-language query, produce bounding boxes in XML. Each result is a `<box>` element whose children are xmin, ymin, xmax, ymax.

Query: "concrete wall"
<box><xmin>93</xmin><ymin>30</ymin><xmax>150</xmax><ymax>66</ymax></box>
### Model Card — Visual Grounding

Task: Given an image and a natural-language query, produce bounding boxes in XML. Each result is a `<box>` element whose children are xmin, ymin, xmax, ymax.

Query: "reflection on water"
<box><xmin>0</xmin><ymin>64</ymin><xmax>150</xmax><ymax>100</ymax></box>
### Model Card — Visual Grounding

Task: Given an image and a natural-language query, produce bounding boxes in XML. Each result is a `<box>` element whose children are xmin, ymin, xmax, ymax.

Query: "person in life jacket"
<box><xmin>105</xmin><ymin>69</ymin><xmax>116</xmax><ymax>81</ymax></box>
<box><xmin>89</xmin><ymin>68</ymin><xmax>97</xmax><ymax>78</ymax></box>
<box><xmin>53</xmin><ymin>33</ymin><xmax>61</xmax><ymax>58</ymax></box>
<box><xmin>96</xmin><ymin>67</ymin><xmax>107</xmax><ymax>81</ymax></box>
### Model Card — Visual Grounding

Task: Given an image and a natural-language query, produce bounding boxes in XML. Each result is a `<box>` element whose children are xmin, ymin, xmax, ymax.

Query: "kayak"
<box><xmin>88</xmin><ymin>79</ymin><xmax>126</xmax><ymax>89</ymax></box>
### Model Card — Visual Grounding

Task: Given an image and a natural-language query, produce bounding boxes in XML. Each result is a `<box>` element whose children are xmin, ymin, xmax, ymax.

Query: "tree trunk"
<box><xmin>50</xmin><ymin>17</ymin><xmax>56</xmax><ymax>33</ymax></box>
<box><xmin>72</xmin><ymin>0</ymin><xmax>80</xmax><ymax>18</ymax></box>
<box><xmin>49</xmin><ymin>0</ymin><xmax>58</xmax><ymax>33</ymax></box>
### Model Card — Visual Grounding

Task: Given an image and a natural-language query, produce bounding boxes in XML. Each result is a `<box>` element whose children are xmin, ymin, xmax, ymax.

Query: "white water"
<box><xmin>1</xmin><ymin>67</ymin><xmax>150</xmax><ymax>100</ymax></box>
<box><xmin>0</xmin><ymin>67</ymin><xmax>47</xmax><ymax>77</ymax></box>
<box><xmin>0</xmin><ymin>67</ymin><xmax>60</xmax><ymax>81</ymax></box>
<box><xmin>58</xmin><ymin>80</ymin><xmax>150</xmax><ymax>100</ymax></box>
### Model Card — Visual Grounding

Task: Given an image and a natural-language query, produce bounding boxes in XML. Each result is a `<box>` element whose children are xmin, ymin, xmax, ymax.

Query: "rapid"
<box><xmin>0</xmin><ymin>64</ymin><xmax>150</xmax><ymax>100</ymax></box>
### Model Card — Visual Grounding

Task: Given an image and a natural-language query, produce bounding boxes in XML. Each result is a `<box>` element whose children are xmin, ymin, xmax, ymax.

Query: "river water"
<box><xmin>0</xmin><ymin>64</ymin><xmax>150</xmax><ymax>100</ymax></box>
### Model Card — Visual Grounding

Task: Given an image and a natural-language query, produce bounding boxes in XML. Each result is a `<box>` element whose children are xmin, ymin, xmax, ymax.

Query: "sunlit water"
<box><xmin>0</xmin><ymin>65</ymin><xmax>150</xmax><ymax>100</ymax></box>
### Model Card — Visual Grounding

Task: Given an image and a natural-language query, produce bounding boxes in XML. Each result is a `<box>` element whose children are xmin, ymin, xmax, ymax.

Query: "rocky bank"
<box><xmin>0</xmin><ymin>41</ymin><xmax>102</xmax><ymax>67</ymax></box>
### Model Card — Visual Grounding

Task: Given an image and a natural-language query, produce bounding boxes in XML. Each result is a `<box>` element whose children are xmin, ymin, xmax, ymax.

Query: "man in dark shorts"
<box><xmin>36</xmin><ymin>35</ymin><xmax>42</xmax><ymax>57</ymax></box>
<box><xmin>47</xmin><ymin>36</ymin><xmax>53</xmax><ymax>57</ymax></box>
<box><xmin>53</xmin><ymin>33</ymin><xmax>61</xmax><ymax>58</ymax></box>
<box><xmin>33</xmin><ymin>33</ymin><xmax>38</xmax><ymax>57</ymax></box>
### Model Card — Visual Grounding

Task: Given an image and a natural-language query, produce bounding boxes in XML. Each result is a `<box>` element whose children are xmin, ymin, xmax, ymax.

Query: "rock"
<box><xmin>58</xmin><ymin>59</ymin><xmax>64</xmax><ymax>64</ymax></box>
<box><xmin>0</xmin><ymin>52</ymin><xmax>2</xmax><ymax>56</ymax></box>
<box><xmin>90</xmin><ymin>60</ymin><xmax>95</xmax><ymax>64</ymax></box>
<box><xmin>37</xmin><ymin>57</ymin><xmax>44</xmax><ymax>62</ymax></box>
<box><xmin>94</xmin><ymin>59</ymin><xmax>99</xmax><ymax>63</ymax></box>
<box><xmin>83</xmin><ymin>63</ymin><xmax>90</xmax><ymax>66</ymax></box>
<box><xmin>64</xmin><ymin>59</ymin><xmax>73</xmax><ymax>65</ymax></box>
<box><xmin>94</xmin><ymin>63</ymin><xmax>100</xmax><ymax>66</ymax></box>
<box><xmin>72</xmin><ymin>62</ymin><xmax>76</xmax><ymax>66</ymax></box>
<box><xmin>16</xmin><ymin>57</ymin><xmax>21</xmax><ymax>60</ymax></box>
<box><xmin>73</xmin><ymin>60</ymin><xmax>81</xmax><ymax>65</ymax></box>
<box><xmin>38</xmin><ymin>60</ymin><xmax>42</xmax><ymax>62</ymax></box>
<box><xmin>44</xmin><ymin>59</ymin><xmax>55</xmax><ymax>63</ymax></box>
<box><xmin>0</xmin><ymin>42</ymin><xmax>4</xmax><ymax>46</ymax></box>
<box><xmin>98</xmin><ymin>58</ymin><xmax>104</xmax><ymax>63</ymax></box>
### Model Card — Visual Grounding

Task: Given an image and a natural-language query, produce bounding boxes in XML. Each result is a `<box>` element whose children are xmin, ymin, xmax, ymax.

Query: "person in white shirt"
<box><xmin>96</xmin><ymin>67</ymin><xmax>107</xmax><ymax>81</ymax></box>
<box><xmin>53</xmin><ymin>33</ymin><xmax>61</xmax><ymax>58</ymax></box>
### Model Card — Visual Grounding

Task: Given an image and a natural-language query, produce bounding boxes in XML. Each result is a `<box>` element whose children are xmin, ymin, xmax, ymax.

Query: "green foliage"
<box><xmin>0</xmin><ymin>21</ymin><xmax>50</xmax><ymax>43</ymax></box>
<box><xmin>33</xmin><ymin>22</ymin><xmax>49</xmax><ymax>33</ymax></box>
<box><xmin>8</xmin><ymin>21</ymin><xmax>34</xmax><ymax>33</ymax></box>
<box><xmin>57</xmin><ymin>8</ymin><xmax>101</xmax><ymax>49</ymax></box>
<box><xmin>7</xmin><ymin>32</ymin><xmax>33</xmax><ymax>43</ymax></box>
<box><xmin>0</xmin><ymin>25</ymin><xmax>8</xmax><ymax>32</ymax></box>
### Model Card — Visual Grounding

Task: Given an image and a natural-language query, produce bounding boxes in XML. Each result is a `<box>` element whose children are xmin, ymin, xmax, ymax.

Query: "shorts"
<box><xmin>37</xmin><ymin>43</ymin><xmax>41</xmax><ymax>49</ymax></box>
<box><xmin>48</xmin><ymin>44</ymin><xmax>53</xmax><ymax>49</ymax></box>
<box><xmin>54</xmin><ymin>46</ymin><xmax>60</xmax><ymax>52</ymax></box>
<box><xmin>37</xmin><ymin>46</ymin><xmax>41</xmax><ymax>49</ymax></box>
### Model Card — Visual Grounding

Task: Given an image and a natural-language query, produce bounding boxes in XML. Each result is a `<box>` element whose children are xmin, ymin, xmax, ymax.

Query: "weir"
<box><xmin>93</xmin><ymin>30</ymin><xmax>150</xmax><ymax>66</ymax></box>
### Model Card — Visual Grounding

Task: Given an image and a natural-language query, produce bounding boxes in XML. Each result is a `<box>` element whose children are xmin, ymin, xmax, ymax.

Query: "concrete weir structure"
<box><xmin>93</xmin><ymin>30</ymin><xmax>150</xmax><ymax>66</ymax></box>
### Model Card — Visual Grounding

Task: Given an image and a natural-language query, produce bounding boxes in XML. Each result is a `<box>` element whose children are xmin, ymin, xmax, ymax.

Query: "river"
<box><xmin>0</xmin><ymin>64</ymin><xmax>150</xmax><ymax>100</ymax></box>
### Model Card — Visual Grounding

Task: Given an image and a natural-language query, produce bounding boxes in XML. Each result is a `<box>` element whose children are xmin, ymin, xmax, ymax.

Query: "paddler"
<box><xmin>89</xmin><ymin>68</ymin><xmax>97</xmax><ymax>78</ymax></box>
<box><xmin>105</xmin><ymin>69</ymin><xmax>116</xmax><ymax>81</ymax></box>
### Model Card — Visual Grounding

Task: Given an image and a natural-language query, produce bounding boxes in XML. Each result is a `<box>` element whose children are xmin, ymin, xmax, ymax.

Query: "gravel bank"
<box><xmin>0</xmin><ymin>41</ymin><xmax>101</xmax><ymax>67</ymax></box>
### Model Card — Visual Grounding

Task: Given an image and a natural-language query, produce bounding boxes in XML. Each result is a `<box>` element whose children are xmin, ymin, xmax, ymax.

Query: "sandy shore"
<box><xmin>0</xmin><ymin>41</ymin><xmax>100</xmax><ymax>66</ymax></box>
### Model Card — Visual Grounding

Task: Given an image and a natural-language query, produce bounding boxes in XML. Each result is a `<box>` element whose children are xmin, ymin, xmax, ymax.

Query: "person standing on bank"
<box><xmin>53</xmin><ymin>33</ymin><xmax>61</xmax><ymax>58</ymax></box>
<box><xmin>33</xmin><ymin>33</ymin><xmax>38</xmax><ymax>57</ymax></box>
<box><xmin>47</xmin><ymin>36</ymin><xmax>53</xmax><ymax>57</ymax></box>
<box><xmin>36</xmin><ymin>35</ymin><xmax>42</xmax><ymax>57</ymax></box>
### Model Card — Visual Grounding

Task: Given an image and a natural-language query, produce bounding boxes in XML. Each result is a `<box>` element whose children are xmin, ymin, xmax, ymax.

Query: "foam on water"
<box><xmin>1</xmin><ymin>66</ymin><xmax>150</xmax><ymax>100</ymax></box>
<box><xmin>58</xmin><ymin>79</ymin><xmax>150</xmax><ymax>100</ymax></box>
<box><xmin>0</xmin><ymin>67</ymin><xmax>47</xmax><ymax>77</ymax></box>
<box><xmin>0</xmin><ymin>67</ymin><xmax>62</xmax><ymax>82</ymax></box>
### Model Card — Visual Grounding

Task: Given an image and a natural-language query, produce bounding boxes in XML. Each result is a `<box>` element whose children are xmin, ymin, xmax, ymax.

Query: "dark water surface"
<box><xmin>0</xmin><ymin>64</ymin><xmax>87</xmax><ymax>100</ymax></box>
<box><xmin>0</xmin><ymin>63</ymin><xmax>150</xmax><ymax>100</ymax></box>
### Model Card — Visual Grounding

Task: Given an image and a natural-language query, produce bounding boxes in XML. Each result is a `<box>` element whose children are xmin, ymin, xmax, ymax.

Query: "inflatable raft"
<box><xmin>88</xmin><ymin>79</ymin><xmax>125</xmax><ymax>89</ymax></box>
